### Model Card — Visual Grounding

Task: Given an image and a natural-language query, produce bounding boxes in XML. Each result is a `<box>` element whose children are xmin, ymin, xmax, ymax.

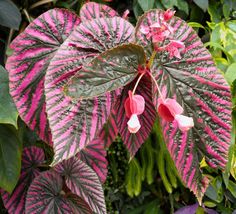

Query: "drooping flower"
<box><xmin>158</xmin><ymin>98</ymin><xmax>194</xmax><ymax>131</ymax></box>
<box><xmin>125</xmin><ymin>90</ymin><xmax>145</xmax><ymax>133</ymax></box>
<box><xmin>164</xmin><ymin>40</ymin><xmax>185</xmax><ymax>59</ymax></box>
<box><xmin>163</xmin><ymin>9</ymin><xmax>175</xmax><ymax>21</ymax></box>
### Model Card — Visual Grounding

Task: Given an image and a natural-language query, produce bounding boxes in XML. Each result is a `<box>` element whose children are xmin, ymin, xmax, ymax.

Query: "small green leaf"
<box><xmin>227</xmin><ymin>180</ymin><xmax>236</xmax><ymax>198</ymax></box>
<box><xmin>223</xmin><ymin>3</ymin><xmax>231</xmax><ymax>19</ymax></box>
<box><xmin>204</xmin><ymin>201</ymin><xmax>217</xmax><ymax>208</ymax></box>
<box><xmin>188</xmin><ymin>22</ymin><xmax>205</xmax><ymax>29</ymax></box>
<box><xmin>193</xmin><ymin>0</ymin><xmax>209</xmax><ymax>12</ymax></box>
<box><xmin>65</xmin><ymin>44</ymin><xmax>146</xmax><ymax>99</ymax></box>
<box><xmin>0</xmin><ymin>124</ymin><xmax>22</xmax><ymax>193</ymax></box>
<box><xmin>0</xmin><ymin>0</ymin><xmax>21</xmax><ymax>29</ymax></box>
<box><xmin>0</xmin><ymin>66</ymin><xmax>18</xmax><ymax>128</ymax></box>
<box><xmin>137</xmin><ymin>0</ymin><xmax>155</xmax><ymax>11</ymax></box>
<box><xmin>225</xmin><ymin>63</ymin><xmax>236</xmax><ymax>85</ymax></box>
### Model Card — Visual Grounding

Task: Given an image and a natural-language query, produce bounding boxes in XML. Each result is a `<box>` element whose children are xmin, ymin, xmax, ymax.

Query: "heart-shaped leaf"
<box><xmin>1</xmin><ymin>146</ymin><xmax>44</xmax><ymax>214</ymax></box>
<box><xmin>65</xmin><ymin>44</ymin><xmax>146</xmax><ymax>99</ymax></box>
<box><xmin>115</xmin><ymin>75</ymin><xmax>156</xmax><ymax>157</ymax></box>
<box><xmin>54</xmin><ymin>157</ymin><xmax>106</xmax><ymax>214</ymax></box>
<box><xmin>0</xmin><ymin>125</ymin><xmax>22</xmax><ymax>193</ymax></box>
<box><xmin>0</xmin><ymin>66</ymin><xmax>18</xmax><ymax>127</ymax></box>
<box><xmin>45</xmin><ymin>17</ymin><xmax>134</xmax><ymax>165</ymax></box>
<box><xmin>25</xmin><ymin>171</ymin><xmax>73</xmax><ymax>214</ymax></box>
<box><xmin>136</xmin><ymin>10</ymin><xmax>231</xmax><ymax>202</ymax></box>
<box><xmin>80</xmin><ymin>2</ymin><xmax>119</xmax><ymax>22</ymax></box>
<box><xmin>77</xmin><ymin>137</ymin><xmax>108</xmax><ymax>183</ymax></box>
<box><xmin>6</xmin><ymin>8</ymin><xmax>80</xmax><ymax>144</ymax></box>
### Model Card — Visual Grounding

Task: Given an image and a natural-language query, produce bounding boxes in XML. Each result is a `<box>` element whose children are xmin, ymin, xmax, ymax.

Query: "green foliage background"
<box><xmin>0</xmin><ymin>0</ymin><xmax>236</xmax><ymax>213</ymax></box>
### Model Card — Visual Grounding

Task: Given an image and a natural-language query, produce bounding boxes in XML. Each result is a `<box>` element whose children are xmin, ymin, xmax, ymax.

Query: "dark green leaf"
<box><xmin>0</xmin><ymin>66</ymin><xmax>18</xmax><ymax>127</ymax></box>
<box><xmin>137</xmin><ymin>0</ymin><xmax>155</xmax><ymax>11</ymax></box>
<box><xmin>227</xmin><ymin>180</ymin><xmax>236</xmax><ymax>198</ymax></box>
<box><xmin>0</xmin><ymin>124</ymin><xmax>22</xmax><ymax>193</ymax></box>
<box><xmin>193</xmin><ymin>0</ymin><xmax>209</xmax><ymax>12</ymax></box>
<box><xmin>0</xmin><ymin>0</ymin><xmax>21</xmax><ymax>29</ymax></box>
<box><xmin>161</xmin><ymin>0</ymin><xmax>177</xmax><ymax>9</ymax></box>
<box><xmin>65</xmin><ymin>44</ymin><xmax>146</xmax><ymax>99</ymax></box>
<box><xmin>177</xmin><ymin>0</ymin><xmax>189</xmax><ymax>15</ymax></box>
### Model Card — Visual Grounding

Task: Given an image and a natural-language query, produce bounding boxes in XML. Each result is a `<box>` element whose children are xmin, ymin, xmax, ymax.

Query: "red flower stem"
<box><xmin>149</xmin><ymin>71</ymin><xmax>164</xmax><ymax>101</ymax></box>
<box><xmin>132</xmin><ymin>72</ymin><xmax>146</xmax><ymax>95</ymax></box>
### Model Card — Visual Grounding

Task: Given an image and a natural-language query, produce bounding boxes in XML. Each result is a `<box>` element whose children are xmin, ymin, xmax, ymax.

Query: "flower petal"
<box><xmin>158</xmin><ymin>103</ymin><xmax>174</xmax><ymax>121</ymax></box>
<box><xmin>175</xmin><ymin>114</ymin><xmax>194</xmax><ymax>131</ymax></box>
<box><xmin>127</xmin><ymin>114</ymin><xmax>141</xmax><ymax>133</ymax></box>
<box><xmin>158</xmin><ymin>98</ymin><xmax>183</xmax><ymax>116</ymax></box>
<box><xmin>132</xmin><ymin>95</ymin><xmax>145</xmax><ymax>115</ymax></box>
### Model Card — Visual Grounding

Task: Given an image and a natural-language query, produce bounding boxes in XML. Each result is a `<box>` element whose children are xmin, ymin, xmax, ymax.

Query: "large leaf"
<box><xmin>6</xmin><ymin>8</ymin><xmax>81</xmax><ymax>144</ymax></box>
<box><xmin>0</xmin><ymin>0</ymin><xmax>21</xmax><ymax>29</ymax></box>
<box><xmin>45</xmin><ymin>17</ymin><xmax>134</xmax><ymax>165</ymax></box>
<box><xmin>0</xmin><ymin>66</ymin><xmax>18</xmax><ymax>127</ymax></box>
<box><xmin>25</xmin><ymin>171</ymin><xmax>72</xmax><ymax>214</ymax></box>
<box><xmin>80</xmin><ymin>2</ymin><xmax>119</xmax><ymax>22</ymax></box>
<box><xmin>54</xmin><ymin>157</ymin><xmax>106</xmax><ymax>214</ymax></box>
<box><xmin>1</xmin><ymin>146</ymin><xmax>44</xmax><ymax>214</ymax></box>
<box><xmin>136</xmin><ymin>9</ymin><xmax>231</xmax><ymax>202</ymax></box>
<box><xmin>77</xmin><ymin>137</ymin><xmax>108</xmax><ymax>183</ymax></box>
<box><xmin>0</xmin><ymin>125</ymin><xmax>22</xmax><ymax>193</ymax></box>
<box><xmin>65</xmin><ymin>44</ymin><xmax>146</xmax><ymax>99</ymax></box>
<box><xmin>115</xmin><ymin>75</ymin><xmax>156</xmax><ymax>157</ymax></box>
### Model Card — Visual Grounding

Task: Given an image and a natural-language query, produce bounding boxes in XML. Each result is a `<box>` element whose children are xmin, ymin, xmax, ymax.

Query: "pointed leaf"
<box><xmin>0</xmin><ymin>125</ymin><xmax>22</xmax><ymax>193</ymax></box>
<box><xmin>6</xmin><ymin>8</ymin><xmax>80</xmax><ymax>143</ymax></box>
<box><xmin>65</xmin><ymin>44</ymin><xmax>146</xmax><ymax>99</ymax></box>
<box><xmin>0</xmin><ymin>66</ymin><xmax>18</xmax><ymax>127</ymax></box>
<box><xmin>80</xmin><ymin>2</ymin><xmax>118</xmax><ymax>22</ymax></box>
<box><xmin>1</xmin><ymin>146</ymin><xmax>44</xmax><ymax>214</ymax></box>
<box><xmin>54</xmin><ymin>157</ymin><xmax>106</xmax><ymax>214</ymax></box>
<box><xmin>25</xmin><ymin>171</ymin><xmax>72</xmax><ymax>214</ymax></box>
<box><xmin>115</xmin><ymin>75</ymin><xmax>156</xmax><ymax>157</ymax></box>
<box><xmin>136</xmin><ymin>10</ymin><xmax>231</xmax><ymax>201</ymax></box>
<box><xmin>45</xmin><ymin>17</ymin><xmax>134</xmax><ymax>165</ymax></box>
<box><xmin>77</xmin><ymin>138</ymin><xmax>108</xmax><ymax>183</ymax></box>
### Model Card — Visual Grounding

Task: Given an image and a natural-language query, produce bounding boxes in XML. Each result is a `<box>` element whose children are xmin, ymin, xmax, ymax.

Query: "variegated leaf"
<box><xmin>80</xmin><ymin>2</ymin><xmax>118</xmax><ymax>22</ymax></box>
<box><xmin>45</xmin><ymin>17</ymin><xmax>134</xmax><ymax>165</ymax></box>
<box><xmin>6</xmin><ymin>9</ymin><xmax>80</xmax><ymax>144</ymax></box>
<box><xmin>77</xmin><ymin>137</ymin><xmax>108</xmax><ymax>183</ymax></box>
<box><xmin>54</xmin><ymin>157</ymin><xmax>106</xmax><ymax>214</ymax></box>
<box><xmin>67</xmin><ymin>194</ymin><xmax>93</xmax><ymax>214</ymax></box>
<box><xmin>65</xmin><ymin>44</ymin><xmax>146</xmax><ymax>99</ymax></box>
<box><xmin>1</xmin><ymin>146</ymin><xmax>45</xmax><ymax>214</ymax></box>
<box><xmin>136</xmin><ymin>9</ymin><xmax>231</xmax><ymax>202</ymax></box>
<box><xmin>115</xmin><ymin>75</ymin><xmax>156</xmax><ymax>157</ymax></box>
<box><xmin>25</xmin><ymin>171</ymin><xmax>72</xmax><ymax>214</ymax></box>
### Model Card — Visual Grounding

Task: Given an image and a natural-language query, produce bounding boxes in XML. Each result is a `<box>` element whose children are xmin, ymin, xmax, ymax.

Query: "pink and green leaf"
<box><xmin>65</xmin><ymin>44</ymin><xmax>146</xmax><ymax>99</ymax></box>
<box><xmin>115</xmin><ymin>75</ymin><xmax>156</xmax><ymax>158</ymax></box>
<box><xmin>1</xmin><ymin>146</ymin><xmax>45</xmax><ymax>214</ymax></box>
<box><xmin>45</xmin><ymin>17</ymin><xmax>134</xmax><ymax>165</ymax></box>
<box><xmin>6</xmin><ymin>8</ymin><xmax>80</xmax><ymax>144</ymax></box>
<box><xmin>25</xmin><ymin>171</ymin><xmax>72</xmax><ymax>214</ymax></box>
<box><xmin>136</xmin><ymin>9</ymin><xmax>232</xmax><ymax>202</ymax></box>
<box><xmin>54</xmin><ymin>157</ymin><xmax>106</xmax><ymax>214</ymax></box>
<box><xmin>80</xmin><ymin>2</ymin><xmax>119</xmax><ymax>22</ymax></box>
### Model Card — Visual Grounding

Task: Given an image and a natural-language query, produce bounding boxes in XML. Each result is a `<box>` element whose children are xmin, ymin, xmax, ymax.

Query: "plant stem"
<box><xmin>149</xmin><ymin>72</ymin><xmax>164</xmax><ymax>101</ymax></box>
<box><xmin>132</xmin><ymin>72</ymin><xmax>145</xmax><ymax>95</ymax></box>
<box><xmin>147</xmin><ymin>51</ymin><xmax>157</xmax><ymax>69</ymax></box>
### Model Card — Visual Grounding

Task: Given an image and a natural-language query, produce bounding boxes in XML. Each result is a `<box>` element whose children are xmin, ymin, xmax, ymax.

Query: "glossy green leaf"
<box><xmin>137</xmin><ymin>0</ymin><xmax>155</xmax><ymax>11</ymax></box>
<box><xmin>225</xmin><ymin>63</ymin><xmax>236</xmax><ymax>85</ymax></box>
<box><xmin>161</xmin><ymin>0</ymin><xmax>177</xmax><ymax>9</ymax></box>
<box><xmin>188</xmin><ymin>22</ymin><xmax>205</xmax><ymax>29</ymax></box>
<box><xmin>0</xmin><ymin>66</ymin><xmax>18</xmax><ymax>127</ymax></box>
<box><xmin>177</xmin><ymin>0</ymin><xmax>189</xmax><ymax>15</ymax></box>
<box><xmin>0</xmin><ymin>0</ymin><xmax>21</xmax><ymax>29</ymax></box>
<box><xmin>0</xmin><ymin>124</ymin><xmax>22</xmax><ymax>193</ymax></box>
<box><xmin>65</xmin><ymin>44</ymin><xmax>146</xmax><ymax>99</ymax></box>
<box><xmin>227</xmin><ymin>180</ymin><xmax>236</xmax><ymax>198</ymax></box>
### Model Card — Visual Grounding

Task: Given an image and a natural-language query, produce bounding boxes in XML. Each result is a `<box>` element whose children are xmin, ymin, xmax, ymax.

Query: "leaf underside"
<box><xmin>6</xmin><ymin>8</ymin><xmax>81</xmax><ymax>144</ymax></box>
<box><xmin>115</xmin><ymin>75</ymin><xmax>157</xmax><ymax>157</ymax></box>
<box><xmin>54</xmin><ymin>157</ymin><xmax>107</xmax><ymax>214</ymax></box>
<box><xmin>136</xmin><ymin>9</ymin><xmax>231</xmax><ymax>201</ymax></box>
<box><xmin>1</xmin><ymin>146</ymin><xmax>45</xmax><ymax>214</ymax></box>
<box><xmin>45</xmin><ymin>16</ymin><xmax>135</xmax><ymax>165</ymax></box>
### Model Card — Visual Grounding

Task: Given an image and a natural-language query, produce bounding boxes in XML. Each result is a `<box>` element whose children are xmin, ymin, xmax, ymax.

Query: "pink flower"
<box><xmin>163</xmin><ymin>9</ymin><xmax>175</xmax><ymax>21</ymax></box>
<box><xmin>158</xmin><ymin>98</ymin><xmax>194</xmax><ymax>132</ymax></box>
<box><xmin>125</xmin><ymin>90</ymin><xmax>145</xmax><ymax>133</ymax></box>
<box><xmin>165</xmin><ymin>40</ymin><xmax>185</xmax><ymax>59</ymax></box>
